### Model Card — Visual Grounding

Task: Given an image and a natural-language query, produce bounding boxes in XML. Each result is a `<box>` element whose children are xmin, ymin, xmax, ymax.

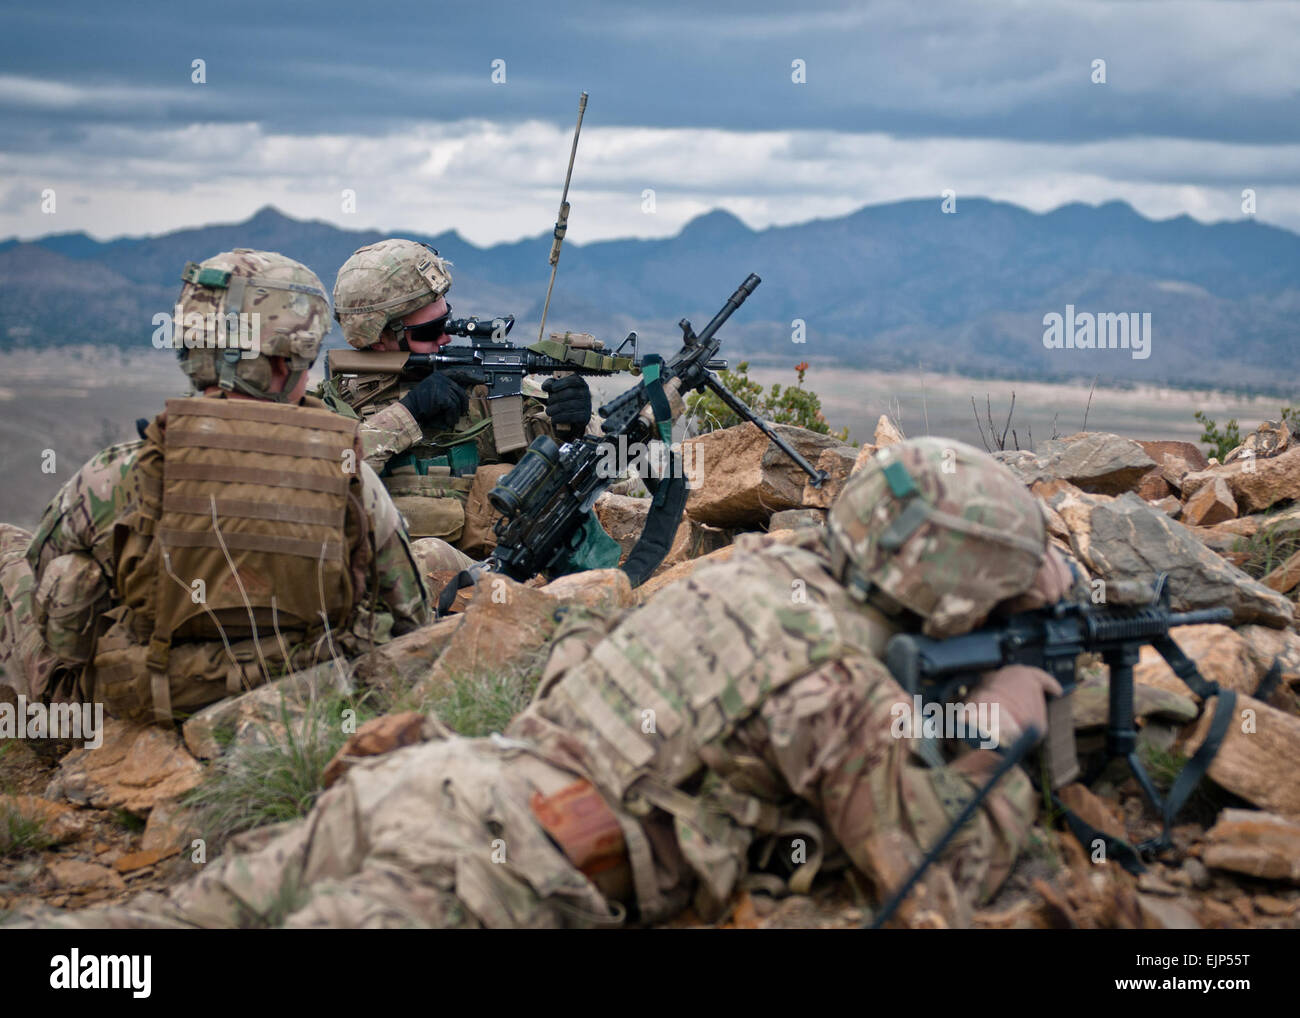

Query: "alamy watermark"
<box><xmin>1042</xmin><ymin>304</ymin><xmax>1151</xmax><ymax>360</ymax></box>
<box><xmin>595</xmin><ymin>437</ymin><xmax>703</xmax><ymax>485</ymax></box>
<box><xmin>0</xmin><ymin>695</ymin><xmax>104</xmax><ymax>749</ymax></box>
<box><xmin>151</xmin><ymin>307</ymin><xmax>261</xmax><ymax>359</ymax></box>
<box><xmin>890</xmin><ymin>695</ymin><xmax>1000</xmax><ymax>750</ymax></box>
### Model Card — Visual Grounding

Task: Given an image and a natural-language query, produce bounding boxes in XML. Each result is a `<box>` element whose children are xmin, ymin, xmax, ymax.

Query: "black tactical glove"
<box><xmin>399</xmin><ymin>373</ymin><xmax>469</xmax><ymax>430</ymax></box>
<box><xmin>542</xmin><ymin>374</ymin><xmax>592</xmax><ymax>430</ymax></box>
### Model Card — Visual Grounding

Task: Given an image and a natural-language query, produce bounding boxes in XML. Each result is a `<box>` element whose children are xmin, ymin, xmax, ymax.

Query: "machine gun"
<box><xmin>434</xmin><ymin>275</ymin><xmax>828</xmax><ymax>610</ymax></box>
<box><xmin>869</xmin><ymin>575</ymin><xmax>1242</xmax><ymax>927</ymax></box>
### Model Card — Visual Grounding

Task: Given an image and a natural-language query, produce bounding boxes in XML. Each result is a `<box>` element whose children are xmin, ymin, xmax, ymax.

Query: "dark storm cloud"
<box><xmin>1</xmin><ymin>0</ymin><xmax>1295</xmax><ymax>143</ymax></box>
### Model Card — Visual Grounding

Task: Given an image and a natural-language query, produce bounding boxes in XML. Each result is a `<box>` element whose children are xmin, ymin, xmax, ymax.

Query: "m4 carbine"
<box><xmin>325</xmin><ymin>312</ymin><xmax>723</xmax><ymax>454</ymax></box>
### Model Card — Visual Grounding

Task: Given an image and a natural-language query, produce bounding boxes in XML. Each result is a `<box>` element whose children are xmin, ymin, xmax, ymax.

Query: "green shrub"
<box><xmin>686</xmin><ymin>361</ymin><xmax>850</xmax><ymax>441</ymax></box>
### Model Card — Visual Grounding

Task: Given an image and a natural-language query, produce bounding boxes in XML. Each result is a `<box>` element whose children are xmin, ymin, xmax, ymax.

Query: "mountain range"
<box><xmin>2</xmin><ymin>199</ymin><xmax>1297</xmax><ymax>392</ymax></box>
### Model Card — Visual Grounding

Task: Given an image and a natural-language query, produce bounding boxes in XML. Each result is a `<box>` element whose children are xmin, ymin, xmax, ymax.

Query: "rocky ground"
<box><xmin>3</xmin><ymin>413</ymin><xmax>1300</xmax><ymax>928</ymax></box>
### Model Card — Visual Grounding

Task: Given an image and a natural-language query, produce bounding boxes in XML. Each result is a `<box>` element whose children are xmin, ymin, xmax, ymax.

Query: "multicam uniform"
<box><xmin>0</xmin><ymin>250</ymin><xmax>431</xmax><ymax>719</ymax></box>
<box><xmin>324</xmin><ymin>239</ymin><xmax>616</xmax><ymax>571</ymax></box>
<box><xmin>16</xmin><ymin>439</ymin><xmax>1053</xmax><ymax>929</ymax></box>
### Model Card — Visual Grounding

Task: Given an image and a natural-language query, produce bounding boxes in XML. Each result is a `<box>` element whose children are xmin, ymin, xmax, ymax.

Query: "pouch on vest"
<box><xmin>460</xmin><ymin>462</ymin><xmax>514</xmax><ymax>559</ymax></box>
<box><xmin>383</xmin><ymin>469</ymin><xmax>472</xmax><ymax>541</ymax></box>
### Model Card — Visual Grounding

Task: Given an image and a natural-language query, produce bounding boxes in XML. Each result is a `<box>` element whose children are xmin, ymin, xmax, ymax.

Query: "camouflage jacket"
<box><xmin>318</xmin><ymin>372</ymin><xmax>587</xmax><ymax>477</ymax></box>
<box><xmin>506</xmin><ymin>530</ymin><xmax>1037</xmax><ymax>924</ymax></box>
<box><xmin>27</xmin><ymin>407</ymin><xmax>431</xmax><ymax>674</ymax></box>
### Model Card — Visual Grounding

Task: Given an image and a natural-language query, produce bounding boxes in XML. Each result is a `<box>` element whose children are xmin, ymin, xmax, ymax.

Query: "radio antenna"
<box><xmin>538</xmin><ymin>91</ymin><xmax>588</xmax><ymax>342</ymax></box>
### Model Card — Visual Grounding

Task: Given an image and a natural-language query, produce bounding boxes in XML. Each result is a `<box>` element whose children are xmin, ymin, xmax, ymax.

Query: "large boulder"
<box><xmin>1180</xmin><ymin>446</ymin><xmax>1300</xmax><ymax>515</ymax></box>
<box><xmin>1202</xmin><ymin>810</ymin><xmax>1300</xmax><ymax>884</ymax></box>
<box><xmin>1137</xmin><ymin>440</ymin><xmax>1208</xmax><ymax>493</ymax></box>
<box><xmin>683</xmin><ymin>423</ymin><xmax>845</xmax><ymax>527</ymax></box>
<box><xmin>1043</xmin><ymin>488</ymin><xmax>1294</xmax><ymax>627</ymax></box>
<box><xmin>1183</xmin><ymin>693</ymin><xmax>1300</xmax><ymax>817</ymax></box>
<box><xmin>46</xmin><ymin>719</ymin><xmax>204</xmax><ymax>817</ymax></box>
<box><xmin>1182</xmin><ymin>476</ymin><xmax>1238</xmax><ymax>527</ymax></box>
<box><xmin>1134</xmin><ymin>624</ymin><xmax>1262</xmax><ymax>700</ymax></box>
<box><xmin>800</xmin><ymin>445</ymin><xmax>860</xmax><ymax>509</ymax></box>
<box><xmin>1036</xmin><ymin>432</ymin><xmax>1156</xmax><ymax>495</ymax></box>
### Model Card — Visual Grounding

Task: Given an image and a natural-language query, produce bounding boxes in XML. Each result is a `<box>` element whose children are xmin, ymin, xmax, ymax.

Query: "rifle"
<box><xmin>869</xmin><ymin>574</ymin><xmax>1240</xmax><ymax>926</ymax></box>
<box><xmin>435</xmin><ymin>274</ymin><xmax>827</xmax><ymax>608</ymax></box>
<box><xmin>325</xmin><ymin>319</ymin><xmax>708</xmax><ymax>454</ymax></box>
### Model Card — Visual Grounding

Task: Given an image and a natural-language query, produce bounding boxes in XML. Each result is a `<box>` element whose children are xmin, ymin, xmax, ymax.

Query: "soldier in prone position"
<box><xmin>323</xmin><ymin>239</ymin><xmax>598</xmax><ymax>574</ymax></box>
<box><xmin>0</xmin><ymin>250</ymin><xmax>430</xmax><ymax>725</ymax></box>
<box><xmin>12</xmin><ymin>438</ymin><xmax>1086</xmax><ymax>928</ymax></box>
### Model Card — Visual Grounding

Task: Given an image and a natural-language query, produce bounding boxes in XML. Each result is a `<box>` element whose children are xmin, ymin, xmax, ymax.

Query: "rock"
<box><xmin>995</xmin><ymin>449</ymin><xmax>1052</xmax><ymax>486</ymax></box>
<box><xmin>1183</xmin><ymin>694</ymin><xmax>1300</xmax><ymax>817</ymax></box>
<box><xmin>1043</xmin><ymin>488</ymin><xmax>1294</xmax><ymax>627</ymax></box>
<box><xmin>412</xmin><ymin>575</ymin><xmax>560</xmax><ymax>701</ymax></box>
<box><xmin>656</xmin><ymin>518</ymin><xmax>731</xmax><ymax>573</ymax></box>
<box><xmin>182</xmin><ymin>663</ymin><xmax>350</xmax><ymax>760</ymax></box>
<box><xmin>46</xmin><ymin>859</ymin><xmax>126</xmax><ymax>894</ymax></box>
<box><xmin>1138</xmin><ymin>440</ymin><xmax>1208</xmax><ymax>489</ymax></box>
<box><xmin>768</xmin><ymin>508</ymin><xmax>826</xmax><ymax>530</ymax></box>
<box><xmin>1182</xmin><ymin>476</ymin><xmax>1238</xmax><ymax>527</ymax></box>
<box><xmin>1262</xmin><ymin>549</ymin><xmax>1300</xmax><ymax>594</ymax></box>
<box><xmin>683</xmin><ymin>423</ymin><xmax>845</xmax><ymax>527</ymax></box>
<box><xmin>322</xmin><ymin>712</ymin><xmax>434</xmax><ymax>789</ymax></box>
<box><xmin>801</xmin><ymin>446</ymin><xmax>860</xmax><ymax>509</ymax></box>
<box><xmin>1151</xmin><ymin>496</ymin><xmax>1182</xmax><ymax>519</ymax></box>
<box><xmin>0</xmin><ymin>794</ymin><xmax>86</xmax><ymax>845</ymax></box>
<box><xmin>1071</xmin><ymin>674</ymin><xmax>1198</xmax><ymax>728</ymax></box>
<box><xmin>1224</xmin><ymin>420</ymin><xmax>1294</xmax><ymax>464</ymax></box>
<box><xmin>48</xmin><ymin>719</ymin><xmax>203</xmax><ymax>816</ymax></box>
<box><xmin>635</xmin><ymin>529</ymin><xmax>802</xmax><ymax>603</ymax></box>
<box><xmin>1202</xmin><ymin>809</ymin><xmax>1300</xmax><ymax>883</ymax></box>
<box><xmin>873</xmin><ymin>415</ymin><xmax>904</xmax><ymax>448</ymax></box>
<box><xmin>850</xmin><ymin>443</ymin><xmax>879</xmax><ymax>475</ymax></box>
<box><xmin>593</xmin><ymin>492</ymin><xmax>651</xmax><ymax>560</ymax></box>
<box><xmin>1136</xmin><ymin>470</ymin><xmax>1171</xmax><ymax>502</ymax></box>
<box><xmin>1181</xmin><ymin>445</ymin><xmax>1300</xmax><ymax>514</ymax></box>
<box><xmin>1056</xmin><ymin>783</ymin><xmax>1125</xmax><ymax>839</ymax></box>
<box><xmin>113</xmin><ymin>848</ymin><xmax>176</xmax><ymax>873</ymax></box>
<box><xmin>141</xmin><ymin>799</ymin><xmax>199</xmax><ymax>856</ymax></box>
<box><xmin>1134</xmin><ymin>624</ymin><xmax>1262</xmax><ymax>701</ymax></box>
<box><xmin>1237</xmin><ymin>625</ymin><xmax>1300</xmax><ymax>687</ymax></box>
<box><xmin>1136</xmin><ymin>893</ymin><xmax>1201</xmax><ymax>929</ymax></box>
<box><xmin>349</xmin><ymin>616</ymin><xmax>460</xmax><ymax>693</ymax></box>
<box><xmin>540</xmin><ymin>569</ymin><xmax>635</xmax><ymax>612</ymax></box>
<box><xmin>1037</xmin><ymin>432</ymin><xmax>1156</xmax><ymax>495</ymax></box>
<box><xmin>1254</xmin><ymin>895</ymin><xmax>1298</xmax><ymax>916</ymax></box>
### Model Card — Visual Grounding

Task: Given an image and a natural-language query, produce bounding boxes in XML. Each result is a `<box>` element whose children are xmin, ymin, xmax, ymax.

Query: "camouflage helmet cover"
<box><xmin>176</xmin><ymin>248</ymin><xmax>330</xmax><ymax>399</ymax></box>
<box><xmin>826</xmin><ymin>437</ymin><xmax>1047</xmax><ymax>638</ymax></box>
<box><xmin>332</xmin><ymin>239</ymin><xmax>453</xmax><ymax>349</ymax></box>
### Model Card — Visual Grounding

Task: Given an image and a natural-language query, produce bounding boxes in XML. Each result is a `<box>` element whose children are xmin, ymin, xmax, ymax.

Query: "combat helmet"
<box><xmin>826</xmin><ymin>437</ymin><xmax>1047</xmax><ymax>638</ymax></box>
<box><xmin>175</xmin><ymin>249</ymin><xmax>330</xmax><ymax>401</ymax></box>
<box><xmin>332</xmin><ymin>239</ymin><xmax>453</xmax><ymax>349</ymax></box>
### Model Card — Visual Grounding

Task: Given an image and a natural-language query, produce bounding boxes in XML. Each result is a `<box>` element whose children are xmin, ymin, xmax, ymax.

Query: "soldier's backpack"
<box><xmin>93</xmin><ymin>396</ymin><xmax>371</xmax><ymax>722</ymax></box>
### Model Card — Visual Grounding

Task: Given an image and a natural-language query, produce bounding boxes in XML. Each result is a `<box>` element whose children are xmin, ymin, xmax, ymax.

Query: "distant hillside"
<box><xmin>3</xmin><ymin>200</ymin><xmax>1298</xmax><ymax>392</ymax></box>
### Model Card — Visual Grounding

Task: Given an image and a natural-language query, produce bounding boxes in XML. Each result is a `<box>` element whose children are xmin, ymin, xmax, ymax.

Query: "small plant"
<box><xmin>183</xmin><ymin>692</ymin><xmax>374</xmax><ymax>851</ymax></box>
<box><xmin>423</xmin><ymin>660</ymin><xmax>544</xmax><ymax>737</ymax></box>
<box><xmin>685</xmin><ymin>361</ymin><xmax>850</xmax><ymax>441</ymax></box>
<box><xmin>1231</xmin><ymin>514</ymin><xmax>1300</xmax><ymax>593</ymax></box>
<box><xmin>1</xmin><ymin>802</ymin><xmax>54</xmax><ymax>858</ymax></box>
<box><xmin>112</xmin><ymin>808</ymin><xmax>146</xmax><ymax>833</ymax></box>
<box><xmin>1193</xmin><ymin>410</ymin><xmax>1242</xmax><ymax>461</ymax></box>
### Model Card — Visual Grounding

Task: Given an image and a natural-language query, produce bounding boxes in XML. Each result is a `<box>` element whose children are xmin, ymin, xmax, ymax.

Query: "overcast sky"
<box><xmin>1</xmin><ymin>0</ymin><xmax>1297</xmax><ymax>244</ymax></box>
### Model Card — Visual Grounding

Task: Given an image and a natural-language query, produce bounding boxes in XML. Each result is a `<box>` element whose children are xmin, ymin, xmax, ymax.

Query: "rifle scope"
<box><xmin>490</xmin><ymin>435</ymin><xmax>560</xmax><ymax>517</ymax></box>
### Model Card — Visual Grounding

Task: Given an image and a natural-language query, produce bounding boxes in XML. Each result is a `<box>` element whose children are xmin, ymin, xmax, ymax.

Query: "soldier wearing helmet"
<box><xmin>18</xmin><ymin>437</ymin><xmax>1093</xmax><ymax>930</ymax></box>
<box><xmin>322</xmin><ymin>239</ymin><xmax>598</xmax><ymax>569</ymax></box>
<box><xmin>0</xmin><ymin>250</ymin><xmax>430</xmax><ymax>724</ymax></box>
